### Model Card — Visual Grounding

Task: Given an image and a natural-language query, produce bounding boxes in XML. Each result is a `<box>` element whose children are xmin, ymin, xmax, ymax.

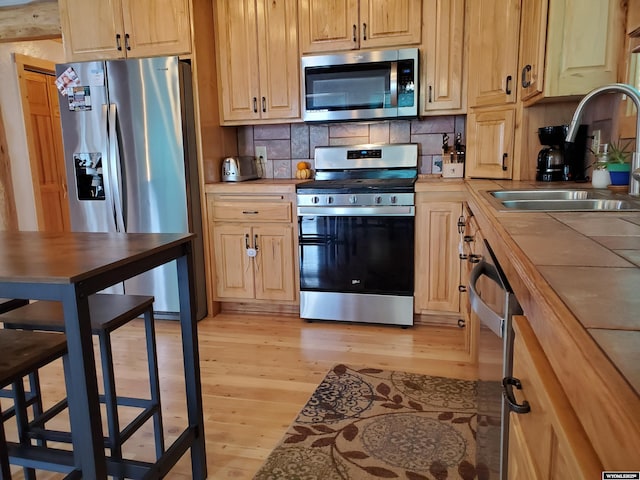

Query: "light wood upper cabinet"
<box><xmin>421</xmin><ymin>0</ymin><xmax>466</xmax><ymax>114</ymax></box>
<box><xmin>215</xmin><ymin>0</ymin><xmax>299</xmax><ymax>124</ymax></box>
<box><xmin>299</xmin><ymin>0</ymin><xmax>422</xmax><ymax>53</ymax></box>
<box><xmin>519</xmin><ymin>0</ymin><xmax>624</xmax><ymax>104</ymax></box>
<box><xmin>467</xmin><ymin>0</ymin><xmax>520</xmax><ymax>108</ymax></box>
<box><xmin>508</xmin><ymin>316</ymin><xmax>603</xmax><ymax>479</ymax></box>
<box><xmin>59</xmin><ymin>0</ymin><xmax>192</xmax><ymax>61</ymax></box>
<box><xmin>465</xmin><ymin>107</ymin><xmax>516</xmax><ymax>179</ymax></box>
<box><xmin>518</xmin><ymin>0</ymin><xmax>548</xmax><ymax>102</ymax></box>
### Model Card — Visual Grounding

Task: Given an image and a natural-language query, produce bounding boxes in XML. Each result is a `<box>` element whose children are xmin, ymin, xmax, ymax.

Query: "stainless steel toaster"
<box><xmin>221</xmin><ymin>156</ymin><xmax>260</xmax><ymax>182</ymax></box>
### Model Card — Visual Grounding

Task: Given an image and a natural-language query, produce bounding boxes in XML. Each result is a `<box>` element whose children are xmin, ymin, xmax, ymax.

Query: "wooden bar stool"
<box><xmin>0</xmin><ymin>294</ymin><xmax>165</xmax><ymax>472</ymax></box>
<box><xmin>0</xmin><ymin>329</ymin><xmax>68</xmax><ymax>480</ymax></box>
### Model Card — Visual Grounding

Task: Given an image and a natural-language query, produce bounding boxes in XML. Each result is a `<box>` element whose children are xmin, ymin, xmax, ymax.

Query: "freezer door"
<box><xmin>105</xmin><ymin>57</ymin><xmax>188</xmax><ymax>315</ymax></box>
<box><xmin>56</xmin><ymin>62</ymin><xmax>118</xmax><ymax>233</ymax></box>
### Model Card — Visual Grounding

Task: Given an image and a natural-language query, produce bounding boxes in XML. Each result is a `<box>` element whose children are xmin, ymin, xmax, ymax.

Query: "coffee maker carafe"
<box><xmin>537</xmin><ymin>125</ymin><xmax>568</xmax><ymax>182</ymax></box>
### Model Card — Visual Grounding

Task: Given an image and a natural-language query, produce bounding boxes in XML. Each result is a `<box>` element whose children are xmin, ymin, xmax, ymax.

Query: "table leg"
<box><xmin>176</xmin><ymin>247</ymin><xmax>207</xmax><ymax>479</ymax></box>
<box><xmin>61</xmin><ymin>288</ymin><xmax>107</xmax><ymax>478</ymax></box>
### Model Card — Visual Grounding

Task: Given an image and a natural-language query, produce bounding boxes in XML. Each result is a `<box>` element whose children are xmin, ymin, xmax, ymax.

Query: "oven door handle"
<box><xmin>297</xmin><ymin>206</ymin><xmax>415</xmax><ymax>217</ymax></box>
<box><xmin>468</xmin><ymin>256</ymin><xmax>506</xmax><ymax>338</ymax></box>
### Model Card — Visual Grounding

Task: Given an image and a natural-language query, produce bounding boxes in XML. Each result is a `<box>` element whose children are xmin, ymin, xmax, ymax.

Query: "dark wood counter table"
<box><xmin>0</xmin><ymin>231</ymin><xmax>207</xmax><ymax>479</ymax></box>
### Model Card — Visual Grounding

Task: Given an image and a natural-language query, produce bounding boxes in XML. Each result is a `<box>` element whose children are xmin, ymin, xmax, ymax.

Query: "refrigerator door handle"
<box><xmin>107</xmin><ymin>103</ymin><xmax>126</xmax><ymax>232</ymax></box>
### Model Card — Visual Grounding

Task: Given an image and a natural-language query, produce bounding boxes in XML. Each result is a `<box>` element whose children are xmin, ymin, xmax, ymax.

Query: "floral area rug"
<box><xmin>253</xmin><ymin>364</ymin><xmax>479</xmax><ymax>480</ymax></box>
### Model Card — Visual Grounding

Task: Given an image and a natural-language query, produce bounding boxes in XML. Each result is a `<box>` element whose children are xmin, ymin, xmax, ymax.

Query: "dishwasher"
<box><xmin>469</xmin><ymin>239</ymin><xmax>523</xmax><ymax>480</ymax></box>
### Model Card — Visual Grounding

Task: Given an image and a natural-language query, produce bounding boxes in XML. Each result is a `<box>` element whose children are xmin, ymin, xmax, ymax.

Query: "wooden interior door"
<box><xmin>16</xmin><ymin>55</ymin><xmax>70</xmax><ymax>232</ymax></box>
<box><xmin>0</xmin><ymin>108</ymin><xmax>19</xmax><ymax>231</ymax></box>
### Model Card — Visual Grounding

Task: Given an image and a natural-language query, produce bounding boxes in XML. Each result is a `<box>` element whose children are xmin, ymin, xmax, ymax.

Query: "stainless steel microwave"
<box><xmin>301</xmin><ymin>48</ymin><xmax>419</xmax><ymax>122</ymax></box>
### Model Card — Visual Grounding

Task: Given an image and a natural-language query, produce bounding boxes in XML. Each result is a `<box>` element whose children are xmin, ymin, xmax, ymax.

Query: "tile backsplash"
<box><xmin>237</xmin><ymin>116</ymin><xmax>466</xmax><ymax>178</ymax></box>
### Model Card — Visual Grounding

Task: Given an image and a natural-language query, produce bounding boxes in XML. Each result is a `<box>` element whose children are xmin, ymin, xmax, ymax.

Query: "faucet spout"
<box><xmin>565</xmin><ymin>83</ymin><xmax>640</xmax><ymax>196</ymax></box>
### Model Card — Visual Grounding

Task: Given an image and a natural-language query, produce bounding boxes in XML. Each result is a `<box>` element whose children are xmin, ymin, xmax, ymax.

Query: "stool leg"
<box><xmin>12</xmin><ymin>381</ymin><xmax>36</xmax><ymax>480</ymax></box>
<box><xmin>27</xmin><ymin>371</ymin><xmax>46</xmax><ymax>448</ymax></box>
<box><xmin>144</xmin><ymin>308</ymin><xmax>165</xmax><ymax>459</ymax></box>
<box><xmin>0</xmin><ymin>405</ymin><xmax>11</xmax><ymax>480</ymax></box>
<box><xmin>98</xmin><ymin>332</ymin><xmax>123</xmax><ymax>479</ymax></box>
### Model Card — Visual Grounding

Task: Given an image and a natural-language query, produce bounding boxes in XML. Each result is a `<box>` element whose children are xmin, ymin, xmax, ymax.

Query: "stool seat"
<box><xmin>1</xmin><ymin>294</ymin><xmax>154</xmax><ymax>333</ymax></box>
<box><xmin>0</xmin><ymin>329</ymin><xmax>68</xmax><ymax>480</ymax></box>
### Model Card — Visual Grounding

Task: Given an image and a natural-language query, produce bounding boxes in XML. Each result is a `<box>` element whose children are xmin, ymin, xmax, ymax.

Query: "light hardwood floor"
<box><xmin>4</xmin><ymin>313</ymin><xmax>480</xmax><ymax>479</ymax></box>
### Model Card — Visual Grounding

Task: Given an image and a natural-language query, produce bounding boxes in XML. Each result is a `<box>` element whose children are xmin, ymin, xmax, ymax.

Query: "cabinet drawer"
<box><xmin>212</xmin><ymin>202</ymin><xmax>292</xmax><ymax>222</ymax></box>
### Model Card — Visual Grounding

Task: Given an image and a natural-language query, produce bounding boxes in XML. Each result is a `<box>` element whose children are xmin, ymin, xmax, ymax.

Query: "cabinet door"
<box><xmin>421</xmin><ymin>0</ymin><xmax>466</xmax><ymax>113</ymax></box>
<box><xmin>213</xmin><ymin>224</ymin><xmax>255</xmax><ymax>300</ymax></box>
<box><xmin>255</xmin><ymin>0</ymin><xmax>300</xmax><ymax>120</ymax></box>
<box><xmin>466</xmin><ymin>108</ymin><xmax>515</xmax><ymax>179</ymax></box>
<box><xmin>360</xmin><ymin>0</ymin><xmax>422</xmax><ymax>49</ymax></box>
<box><xmin>120</xmin><ymin>0</ymin><xmax>192</xmax><ymax>58</ymax></box>
<box><xmin>253</xmin><ymin>224</ymin><xmax>295</xmax><ymax>301</ymax></box>
<box><xmin>544</xmin><ymin>0</ymin><xmax>622</xmax><ymax>96</ymax></box>
<box><xmin>518</xmin><ymin>0</ymin><xmax>548</xmax><ymax>101</ymax></box>
<box><xmin>508</xmin><ymin>316</ymin><xmax>603</xmax><ymax>479</ymax></box>
<box><xmin>467</xmin><ymin>0</ymin><xmax>520</xmax><ymax>107</ymax></box>
<box><xmin>299</xmin><ymin>0</ymin><xmax>359</xmax><ymax>53</ymax></box>
<box><xmin>414</xmin><ymin>200</ymin><xmax>462</xmax><ymax>314</ymax></box>
<box><xmin>59</xmin><ymin>0</ymin><xmax>125</xmax><ymax>61</ymax></box>
<box><xmin>215</xmin><ymin>0</ymin><xmax>262</xmax><ymax>122</ymax></box>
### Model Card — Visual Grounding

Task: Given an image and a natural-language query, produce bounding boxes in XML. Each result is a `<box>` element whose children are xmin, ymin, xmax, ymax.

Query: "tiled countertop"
<box><xmin>466</xmin><ymin>180</ymin><xmax>640</xmax><ymax>467</ymax></box>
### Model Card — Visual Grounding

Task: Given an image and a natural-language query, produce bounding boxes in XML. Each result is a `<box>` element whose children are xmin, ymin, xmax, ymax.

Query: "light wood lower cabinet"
<box><xmin>465</xmin><ymin>107</ymin><xmax>516</xmax><ymax>179</ymax></box>
<box><xmin>206</xmin><ymin>189</ymin><xmax>298</xmax><ymax>304</ymax></box>
<box><xmin>508</xmin><ymin>316</ymin><xmax>603</xmax><ymax>479</ymax></box>
<box><xmin>415</xmin><ymin>199</ymin><xmax>462</xmax><ymax>316</ymax></box>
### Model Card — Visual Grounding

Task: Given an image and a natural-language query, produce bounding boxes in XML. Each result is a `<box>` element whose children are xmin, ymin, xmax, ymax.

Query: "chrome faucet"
<box><xmin>565</xmin><ymin>83</ymin><xmax>640</xmax><ymax>196</ymax></box>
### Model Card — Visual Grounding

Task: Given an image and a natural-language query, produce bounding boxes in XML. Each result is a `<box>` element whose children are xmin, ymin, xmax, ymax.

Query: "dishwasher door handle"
<box><xmin>469</xmin><ymin>256</ymin><xmax>505</xmax><ymax>338</ymax></box>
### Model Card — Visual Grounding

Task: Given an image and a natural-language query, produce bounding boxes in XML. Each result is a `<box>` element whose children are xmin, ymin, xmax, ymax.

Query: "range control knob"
<box><xmin>327</xmin><ymin>196</ymin><xmax>334</xmax><ymax>204</ymax></box>
<box><xmin>390</xmin><ymin>195</ymin><xmax>397</xmax><ymax>204</ymax></box>
<box><xmin>374</xmin><ymin>195</ymin><xmax>382</xmax><ymax>204</ymax></box>
<box><xmin>349</xmin><ymin>195</ymin><xmax>358</xmax><ymax>204</ymax></box>
<box><xmin>311</xmin><ymin>196</ymin><xmax>320</xmax><ymax>204</ymax></box>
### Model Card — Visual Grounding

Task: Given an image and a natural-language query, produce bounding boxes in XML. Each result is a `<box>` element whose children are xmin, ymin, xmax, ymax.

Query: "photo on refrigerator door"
<box><xmin>73</xmin><ymin>152</ymin><xmax>104</xmax><ymax>200</ymax></box>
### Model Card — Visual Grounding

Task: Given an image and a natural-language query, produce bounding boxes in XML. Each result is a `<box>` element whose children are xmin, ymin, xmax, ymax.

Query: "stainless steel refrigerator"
<box><xmin>55</xmin><ymin>56</ymin><xmax>206</xmax><ymax>320</ymax></box>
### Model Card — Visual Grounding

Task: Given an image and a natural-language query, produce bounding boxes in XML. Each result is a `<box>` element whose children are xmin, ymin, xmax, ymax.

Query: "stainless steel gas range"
<box><xmin>296</xmin><ymin>143</ymin><xmax>418</xmax><ymax>326</ymax></box>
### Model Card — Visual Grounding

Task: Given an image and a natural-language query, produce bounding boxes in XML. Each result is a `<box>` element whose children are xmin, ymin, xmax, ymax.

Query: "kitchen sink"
<box><xmin>490</xmin><ymin>189</ymin><xmax>604</xmax><ymax>201</ymax></box>
<box><xmin>487</xmin><ymin>189</ymin><xmax>640</xmax><ymax>211</ymax></box>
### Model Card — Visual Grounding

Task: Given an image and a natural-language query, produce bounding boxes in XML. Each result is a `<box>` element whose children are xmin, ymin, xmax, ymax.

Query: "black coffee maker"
<box><xmin>536</xmin><ymin>124</ymin><xmax>589</xmax><ymax>182</ymax></box>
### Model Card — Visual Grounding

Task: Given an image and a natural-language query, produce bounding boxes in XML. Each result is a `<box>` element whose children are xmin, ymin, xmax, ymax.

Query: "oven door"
<box><xmin>298</xmin><ymin>205</ymin><xmax>414</xmax><ymax>325</ymax></box>
<box><xmin>469</xmin><ymin>240</ymin><xmax>522</xmax><ymax>480</ymax></box>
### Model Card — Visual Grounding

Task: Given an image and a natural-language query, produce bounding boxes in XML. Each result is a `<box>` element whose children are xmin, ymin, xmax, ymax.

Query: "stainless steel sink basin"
<box><xmin>490</xmin><ymin>189</ymin><xmax>604</xmax><ymax>200</ymax></box>
<box><xmin>500</xmin><ymin>199</ymin><xmax>640</xmax><ymax>211</ymax></box>
<box><xmin>487</xmin><ymin>189</ymin><xmax>640</xmax><ymax>211</ymax></box>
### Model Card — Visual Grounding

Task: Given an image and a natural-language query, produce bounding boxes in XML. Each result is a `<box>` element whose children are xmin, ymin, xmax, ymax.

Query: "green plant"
<box><xmin>589</xmin><ymin>139</ymin><xmax>633</xmax><ymax>169</ymax></box>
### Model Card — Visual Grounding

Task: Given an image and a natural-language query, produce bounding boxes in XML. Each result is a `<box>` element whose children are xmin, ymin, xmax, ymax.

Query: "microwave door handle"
<box><xmin>469</xmin><ymin>257</ymin><xmax>506</xmax><ymax>338</ymax></box>
<box><xmin>390</xmin><ymin>61</ymin><xmax>398</xmax><ymax>107</ymax></box>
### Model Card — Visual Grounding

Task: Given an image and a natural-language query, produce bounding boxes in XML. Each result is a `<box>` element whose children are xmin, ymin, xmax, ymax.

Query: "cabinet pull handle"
<box><xmin>458</xmin><ymin>285</ymin><xmax>467</xmax><ymax>293</ymax></box>
<box><xmin>457</xmin><ymin>318</ymin><xmax>466</xmax><ymax>328</ymax></box>
<box><xmin>502</xmin><ymin>153</ymin><xmax>508</xmax><ymax>171</ymax></box>
<box><xmin>242</xmin><ymin>210</ymin><xmax>258</xmax><ymax>215</ymax></box>
<box><xmin>457</xmin><ymin>215</ymin><xmax>466</xmax><ymax>233</ymax></box>
<box><xmin>362</xmin><ymin>23</ymin><xmax>367</xmax><ymax>40</ymax></box>
<box><xmin>428</xmin><ymin>85</ymin><xmax>433</xmax><ymax>103</ymax></box>
<box><xmin>352</xmin><ymin>24</ymin><xmax>357</xmax><ymax>42</ymax></box>
<box><xmin>254</xmin><ymin>234</ymin><xmax>259</xmax><ymax>251</ymax></box>
<box><xmin>253</xmin><ymin>97</ymin><xmax>258</xmax><ymax>113</ymax></box>
<box><xmin>116</xmin><ymin>33</ymin><xmax>122</xmax><ymax>51</ymax></box>
<box><xmin>245</xmin><ymin>233</ymin><xmax>250</xmax><ymax>249</ymax></box>
<box><xmin>505</xmin><ymin>75</ymin><xmax>512</xmax><ymax>95</ymax></box>
<box><xmin>469</xmin><ymin>254</ymin><xmax>481</xmax><ymax>264</ymax></box>
<box><xmin>125</xmin><ymin>33</ymin><xmax>131</xmax><ymax>51</ymax></box>
<box><xmin>459</xmin><ymin>253</ymin><xmax>468</xmax><ymax>260</ymax></box>
<box><xmin>463</xmin><ymin>235</ymin><xmax>474</xmax><ymax>243</ymax></box>
<box><xmin>262</xmin><ymin>96</ymin><xmax>266</xmax><ymax>113</ymax></box>
<box><xmin>521</xmin><ymin>64</ymin><xmax>532</xmax><ymax>88</ymax></box>
<box><xmin>502</xmin><ymin>376</ymin><xmax>531</xmax><ymax>414</ymax></box>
